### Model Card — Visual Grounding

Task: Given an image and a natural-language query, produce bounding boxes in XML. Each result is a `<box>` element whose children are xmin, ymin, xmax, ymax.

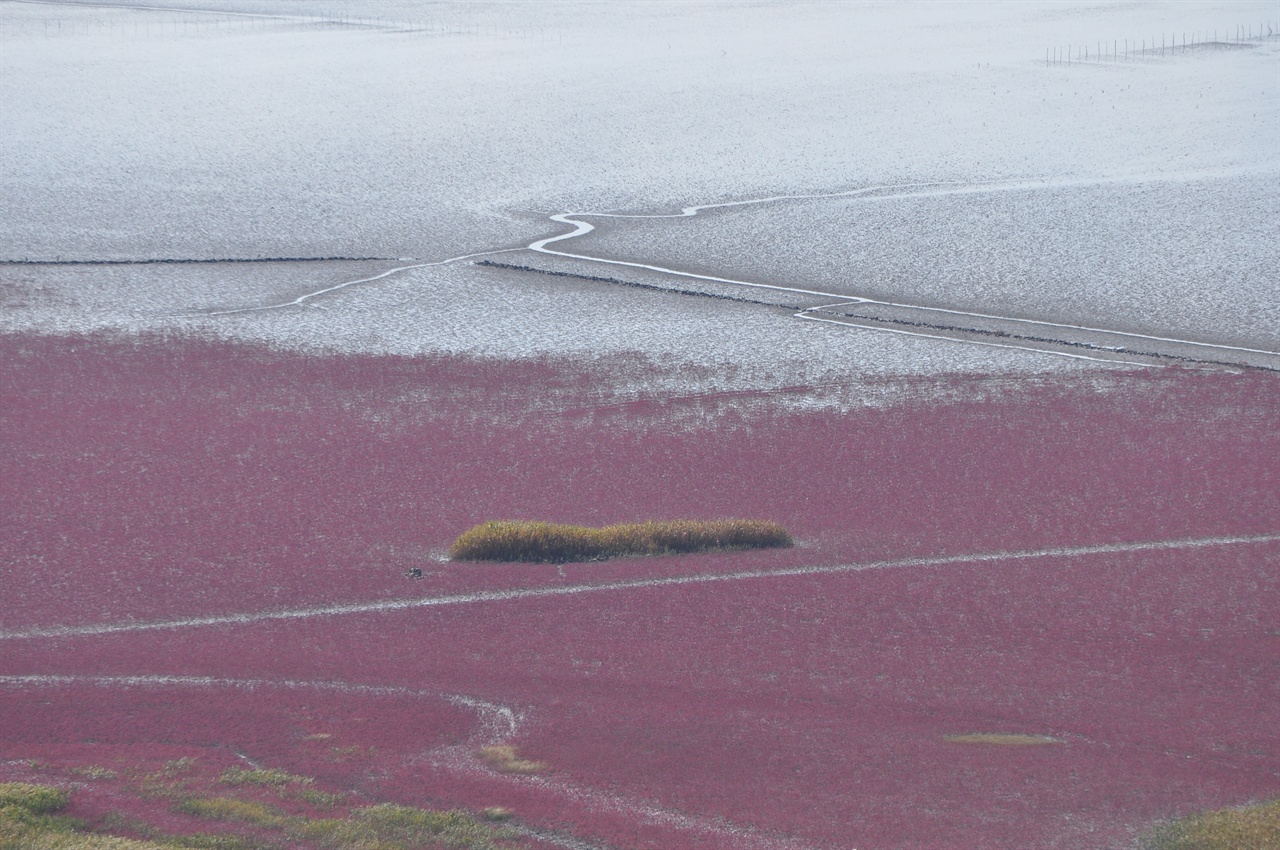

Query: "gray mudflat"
<box><xmin>565</xmin><ymin>173</ymin><xmax>1280</xmax><ymax>353</ymax></box>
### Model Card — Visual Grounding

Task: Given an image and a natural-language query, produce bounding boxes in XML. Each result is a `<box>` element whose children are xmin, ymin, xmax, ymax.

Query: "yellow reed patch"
<box><xmin>449</xmin><ymin>518</ymin><xmax>793</xmax><ymax>563</ymax></box>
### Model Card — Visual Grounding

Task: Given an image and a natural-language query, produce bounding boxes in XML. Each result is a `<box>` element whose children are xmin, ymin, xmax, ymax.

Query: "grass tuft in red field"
<box><xmin>449</xmin><ymin>518</ymin><xmax>793</xmax><ymax>562</ymax></box>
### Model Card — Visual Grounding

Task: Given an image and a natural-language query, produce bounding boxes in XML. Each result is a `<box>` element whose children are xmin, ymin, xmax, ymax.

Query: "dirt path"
<box><xmin>4</xmin><ymin>532</ymin><xmax>1276</xmax><ymax>642</ymax></box>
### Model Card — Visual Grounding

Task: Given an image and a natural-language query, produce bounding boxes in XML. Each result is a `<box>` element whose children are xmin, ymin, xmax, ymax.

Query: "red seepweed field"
<box><xmin>2</xmin><ymin>332</ymin><xmax>1278</xmax><ymax>849</ymax></box>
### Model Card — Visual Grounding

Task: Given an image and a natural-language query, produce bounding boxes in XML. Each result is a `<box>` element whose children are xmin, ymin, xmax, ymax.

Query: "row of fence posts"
<box><xmin>1047</xmin><ymin>22</ymin><xmax>1275</xmax><ymax>65</ymax></box>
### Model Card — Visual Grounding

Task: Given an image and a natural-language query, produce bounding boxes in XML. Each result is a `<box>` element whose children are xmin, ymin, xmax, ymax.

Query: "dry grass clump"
<box><xmin>217</xmin><ymin>768</ymin><xmax>311</xmax><ymax>789</ymax></box>
<box><xmin>477</xmin><ymin>746</ymin><xmax>546</xmax><ymax>774</ymax></box>
<box><xmin>174</xmin><ymin>798</ymin><xmax>284</xmax><ymax>828</ymax></box>
<box><xmin>943</xmin><ymin>733</ymin><xmax>1062</xmax><ymax>745</ymax></box>
<box><xmin>1145</xmin><ymin>798</ymin><xmax>1280</xmax><ymax>850</ymax></box>
<box><xmin>449</xmin><ymin>518</ymin><xmax>793</xmax><ymax>563</ymax></box>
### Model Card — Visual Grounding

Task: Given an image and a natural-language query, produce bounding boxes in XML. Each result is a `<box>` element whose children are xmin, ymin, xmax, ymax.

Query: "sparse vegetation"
<box><xmin>1</xmin><ymin>822</ymin><xmax>165</xmax><ymax>850</ymax></box>
<box><xmin>0</xmin><ymin>779</ymin><xmax>515</xmax><ymax>850</ymax></box>
<box><xmin>1144</xmin><ymin>799</ymin><xmax>1280</xmax><ymax>850</ymax></box>
<box><xmin>174</xmin><ymin>798</ymin><xmax>284</xmax><ymax>828</ymax></box>
<box><xmin>160</xmin><ymin>835</ymin><xmax>265</xmax><ymax>850</ymax></box>
<box><xmin>449</xmin><ymin>518</ymin><xmax>793</xmax><ymax>563</ymax></box>
<box><xmin>215</xmin><ymin>768</ymin><xmax>333</xmax><ymax>806</ymax></box>
<box><xmin>158</xmin><ymin>760</ymin><xmax>197</xmax><ymax>779</ymax></box>
<box><xmin>0</xmin><ymin>782</ymin><xmax>150</xmax><ymax>850</ymax></box>
<box><xmin>293</xmin><ymin>789</ymin><xmax>340</xmax><ymax>808</ymax></box>
<box><xmin>218</xmin><ymin>768</ymin><xmax>312</xmax><ymax>789</ymax></box>
<box><xmin>300</xmin><ymin>804</ymin><xmax>511</xmax><ymax>850</ymax></box>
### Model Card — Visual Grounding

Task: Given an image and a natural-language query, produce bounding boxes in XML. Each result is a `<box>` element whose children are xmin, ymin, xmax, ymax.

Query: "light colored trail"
<box><xmin>187</xmin><ymin>248</ymin><xmax>524</xmax><ymax>317</ymax></box>
<box><xmin>3</xmin><ymin>532</ymin><xmax>1276</xmax><ymax>642</ymax></box>
<box><xmin>526</xmin><ymin>174</ymin><xmax>1280</xmax><ymax>365</ymax></box>
<box><xmin>198</xmin><ymin>182</ymin><xmax>980</xmax><ymax>318</ymax></box>
<box><xmin>802</xmin><ymin>291</ymin><xmax>1280</xmax><ymax>358</ymax></box>
<box><xmin>0</xmin><ymin>673</ymin><xmax>519</xmax><ymax>741</ymax></box>
<box><xmin>498</xmin><ymin>771</ymin><xmax>815</xmax><ymax>850</ymax></box>
<box><xmin>794</xmin><ymin>313</ymin><xmax>1131</xmax><ymax>364</ymax></box>
<box><xmin>527</xmin><ymin>179</ymin><xmax>970</xmax><ymax>300</ymax></box>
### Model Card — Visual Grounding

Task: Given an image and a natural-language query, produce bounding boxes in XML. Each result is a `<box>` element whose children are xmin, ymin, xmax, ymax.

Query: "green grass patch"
<box><xmin>1</xmin><ymin>783</ymin><xmax>150</xmax><ymax>850</ymax></box>
<box><xmin>449</xmin><ymin>518</ymin><xmax>793</xmax><ymax>563</ymax></box>
<box><xmin>176</xmin><ymin>794</ymin><xmax>513</xmax><ymax>849</ymax></box>
<box><xmin>0</xmin><ymin>821</ymin><xmax>167</xmax><ymax>850</ymax></box>
<box><xmin>1</xmin><ymin>776</ymin><xmax>515</xmax><ymax>850</ymax></box>
<box><xmin>1145</xmin><ymin>798</ymin><xmax>1280</xmax><ymax>849</ymax></box>
<box><xmin>159</xmin><ymin>835</ymin><xmax>266</xmax><ymax>850</ymax></box>
<box><xmin>298</xmin><ymin>804</ymin><xmax>511</xmax><ymax>850</ymax></box>
<box><xmin>138</xmin><ymin>759</ymin><xmax>200</xmax><ymax>802</ymax></box>
<box><xmin>156</xmin><ymin>760</ymin><xmax>197</xmax><ymax>779</ymax></box>
<box><xmin>173</xmin><ymin>798</ymin><xmax>284</xmax><ymax>829</ymax></box>
<box><xmin>291</xmin><ymin>789</ymin><xmax>339</xmax><ymax>808</ymax></box>
<box><xmin>4</xmin><ymin>803</ymin><xmax>265</xmax><ymax>850</ymax></box>
<box><xmin>0</xmin><ymin>783</ymin><xmax>69</xmax><ymax>815</ymax></box>
<box><xmin>217</xmin><ymin>768</ymin><xmax>311</xmax><ymax>789</ymax></box>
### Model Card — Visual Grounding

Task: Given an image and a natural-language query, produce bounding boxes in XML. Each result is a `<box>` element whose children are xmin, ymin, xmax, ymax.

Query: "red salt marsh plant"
<box><xmin>4</xmin><ymin>333</ymin><xmax>1280</xmax><ymax>849</ymax></box>
<box><xmin>449</xmin><ymin>519</ymin><xmax>793</xmax><ymax>563</ymax></box>
<box><xmin>16</xmin><ymin>537</ymin><xmax>1273</xmax><ymax>850</ymax></box>
<box><xmin>3</xmin><ymin>332</ymin><xmax>1277</xmax><ymax>632</ymax></box>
